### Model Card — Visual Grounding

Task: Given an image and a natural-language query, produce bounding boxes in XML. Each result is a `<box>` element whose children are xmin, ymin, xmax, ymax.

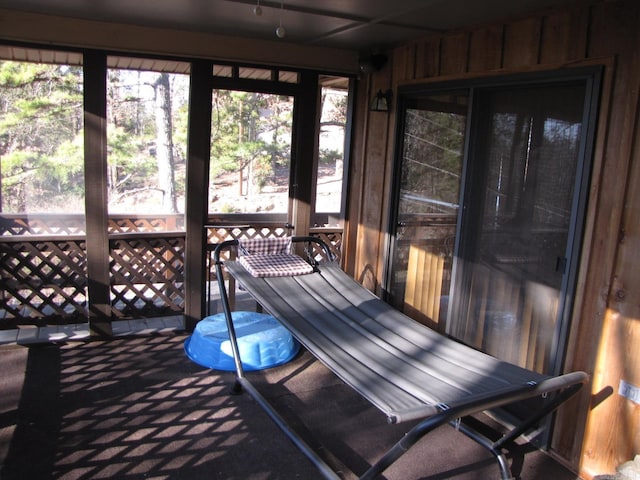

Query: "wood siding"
<box><xmin>350</xmin><ymin>1</ymin><xmax>639</xmax><ymax>477</ymax></box>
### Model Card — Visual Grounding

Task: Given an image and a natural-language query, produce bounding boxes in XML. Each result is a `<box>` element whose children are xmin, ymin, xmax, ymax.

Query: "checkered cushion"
<box><xmin>239</xmin><ymin>237</ymin><xmax>292</xmax><ymax>256</ymax></box>
<box><xmin>238</xmin><ymin>253</ymin><xmax>314</xmax><ymax>278</ymax></box>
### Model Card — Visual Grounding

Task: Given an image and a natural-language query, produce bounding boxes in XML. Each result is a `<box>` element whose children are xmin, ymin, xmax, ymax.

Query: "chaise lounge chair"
<box><xmin>213</xmin><ymin>236</ymin><xmax>587</xmax><ymax>480</ymax></box>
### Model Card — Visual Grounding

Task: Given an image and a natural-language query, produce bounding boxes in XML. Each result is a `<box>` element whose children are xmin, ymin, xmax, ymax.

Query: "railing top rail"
<box><xmin>0</xmin><ymin>234</ymin><xmax>86</xmax><ymax>243</ymax></box>
<box><xmin>0</xmin><ymin>231</ymin><xmax>187</xmax><ymax>243</ymax></box>
<box><xmin>0</xmin><ymin>213</ymin><xmax>185</xmax><ymax>219</ymax></box>
<box><xmin>108</xmin><ymin>231</ymin><xmax>186</xmax><ymax>241</ymax></box>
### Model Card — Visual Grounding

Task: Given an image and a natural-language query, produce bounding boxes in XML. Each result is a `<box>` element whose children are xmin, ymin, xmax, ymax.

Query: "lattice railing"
<box><xmin>309</xmin><ymin>227</ymin><xmax>343</xmax><ymax>261</ymax></box>
<box><xmin>205</xmin><ymin>224</ymin><xmax>342</xmax><ymax>272</ymax></box>
<box><xmin>0</xmin><ymin>236</ymin><xmax>88</xmax><ymax>328</ymax></box>
<box><xmin>0</xmin><ymin>233</ymin><xmax>186</xmax><ymax>328</ymax></box>
<box><xmin>109</xmin><ymin>234</ymin><xmax>185</xmax><ymax>318</ymax></box>
<box><xmin>0</xmin><ymin>216</ymin><xmax>341</xmax><ymax>329</ymax></box>
<box><xmin>204</xmin><ymin>223</ymin><xmax>343</xmax><ymax>316</ymax></box>
<box><xmin>206</xmin><ymin>223</ymin><xmax>293</xmax><ymax>245</ymax></box>
<box><xmin>204</xmin><ymin>223</ymin><xmax>294</xmax><ymax>290</ymax></box>
<box><xmin>108</xmin><ymin>215</ymin><xmax>185</xmax><ymax>233</ymax></box>
<box><xmin>204</xmin><ymin>224</ymin><xmax>343</xmax><ymax>278</ymax></box>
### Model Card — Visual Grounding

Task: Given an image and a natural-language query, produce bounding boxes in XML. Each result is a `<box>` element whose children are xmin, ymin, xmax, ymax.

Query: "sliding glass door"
<box><xmin>388</xmin><ymin>70</ymin><xmax>600</xmax><ymax>378</ymax></box>
<box><xmin>449</xmin><ymin>81</ymin><xmax>592</xmax><ymax>374</ymax></box>
<box><xmin>387</xmin><ymin>92</ymin><xmax>467</xmax><ymax>330</ymax></box>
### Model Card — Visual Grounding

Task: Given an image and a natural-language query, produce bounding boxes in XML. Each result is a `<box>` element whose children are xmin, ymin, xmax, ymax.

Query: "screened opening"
<box><xmin>0</xmin><ymin>51</ymin><xmax>85</xmax><ymax>217</ymax></box>
<box><xmin>106</xmin><ymin>62</ymin><xmax>190</xmax><ymax>225</ymax></box>
<box><xmin>315</xmin><ymin>76</ymin><xmax>349</xmax><ymax>222</ymax></box>
<box><xmin>208</xmin><ymin>90</ymin><xmax>293</xmax><ymax>215</ymax></box>
<box><xmin>0</xmin><ymin>44</ymin><xmax>355</xmax><ymax>328</ymax></box>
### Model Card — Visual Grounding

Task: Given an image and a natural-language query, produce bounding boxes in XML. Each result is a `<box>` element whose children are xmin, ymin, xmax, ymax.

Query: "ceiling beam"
<box><xmin>0</xmin><ymin>9</ymin><xmax>360</xmax><ymax>73</ymax></box>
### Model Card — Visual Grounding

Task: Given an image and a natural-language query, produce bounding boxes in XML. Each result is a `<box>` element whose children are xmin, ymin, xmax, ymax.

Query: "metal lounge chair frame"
<box><xmin>213</xmin><ymin>236</ymin><xmax>587</xmax><ymax>480</ymax></box>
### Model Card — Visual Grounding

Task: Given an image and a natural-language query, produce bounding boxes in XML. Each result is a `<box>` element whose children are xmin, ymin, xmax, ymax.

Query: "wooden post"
<box><xmin>184</xmin><ymin>60</ymin><xmax>213</xmax><ymax>331</ymax></box>
<box><xmin>289</xmin><ymin>71</ymin><xmax>319</xmax><ymax>239</ymax></box>
<box><xmin>83</xmin><ymin>51</ymin><xmax>112</xmax><ymax>337</ymax></box>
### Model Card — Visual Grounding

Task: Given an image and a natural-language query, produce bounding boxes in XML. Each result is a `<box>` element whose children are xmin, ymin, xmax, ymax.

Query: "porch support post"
<box><xmin>184</xmin><ymin>60</ymin><xmax>213</xmax><ymax>331</ymax></box>
<box><xmin>83</xmin><ymin>51</ymin><xmax>112</xmax><ymax>336</ymax></box>
<box><xmin>290</xmin><ymin>71</ymin><xmax>320</xmax><ymax>237</ymax></box>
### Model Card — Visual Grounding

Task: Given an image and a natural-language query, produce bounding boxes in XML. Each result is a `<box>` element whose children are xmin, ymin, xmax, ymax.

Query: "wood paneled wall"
<box><xmin>349</xmin><ymin>1</ymin><xmax>640</xmax><ymax>477</ymax></box>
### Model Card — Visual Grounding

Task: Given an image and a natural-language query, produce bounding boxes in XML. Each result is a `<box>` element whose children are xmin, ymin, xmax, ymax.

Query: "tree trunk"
<box><xmin>154</xmin><ymin>73</ymin><xmax>178</xmax><ymax>213</ymax></box>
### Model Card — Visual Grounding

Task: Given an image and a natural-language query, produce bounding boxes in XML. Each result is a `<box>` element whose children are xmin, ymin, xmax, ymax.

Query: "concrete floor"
<box><xmin>0</xmin><ymin>331</ymin><xmax>582</xmax><ymax>479</ymax></box>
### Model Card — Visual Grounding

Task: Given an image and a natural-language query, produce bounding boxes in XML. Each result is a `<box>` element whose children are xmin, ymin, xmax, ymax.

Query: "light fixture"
<box><xmin>358</xmin><ymin>54</ymin><xmax>388</xmax><ymax>74</ymax></box>
<box><xmin>370</xmin><ymin>89</ymin><xmax>392</xmax><ymax>112</ymax></box>
<box><xmin>253</xmin><ymin>0</ymin><xmax>262</xmax><ymax>16</ymax></box>
<box><xmin>275</xmin><ymin>2</ymin><xmax>286</xmax><ymax>38</ymax></box>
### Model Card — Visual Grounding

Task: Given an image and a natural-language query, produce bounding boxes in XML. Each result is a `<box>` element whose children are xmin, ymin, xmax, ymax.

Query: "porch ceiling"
<box><xmin>0</xmin><ymin>0</ymin><xmax>592</xmax><ymax>51</ymax></box>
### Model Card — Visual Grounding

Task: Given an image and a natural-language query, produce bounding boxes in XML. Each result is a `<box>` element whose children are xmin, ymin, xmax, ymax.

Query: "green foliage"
<box><xmin>209</xmin><ymin>90</ymin><xmax>292</xmax><ymax>186</ymax></box>
<box><xmin>107</xmin><ymin>124</ymin><xmax>157</xmax><ymax>195</ymax></box>
<box><xmin>251</xmin><ymin>154</ymin><xmax>273</xmax><ymax>189</ymax></box>
<box><xmin>220</xmin><ymin>203</ymin><xmax>237</xmax><ymax>213</ymax></box>
<box><xmin>319</xmin><ymin>147</ymin><xmax>342</xmax><ymax>165</ymax></box>
<box><xmin>1</xmin><ymin>150</ymin><xmax>34</xmax><ymax>188</ymax></box>
<box><xmin>0</xmin><ymin>62</ymin><xmax>82</xmax><ymax>154</ymax></box>
<box><xmin>44</xmin><ymin>135</ymin><xmax>85</xmax><ymax>193</ymax></box>
<box><xmin>0</xmin><ymin>138</ymin><xmax>86</xmax><ymax>212</ymax></box>
<box><xmin>0</xmin><ymin>61</ymin><xmax>84</xmax><ymax>212</ymax></box>
<box><xmin>173</xmin><ymin>102</ymin><xmax>189</xmax><ymax>164</ymax></box>
<box><xmin>0</xmin><ymin>60</ymin><xmax>190</xmax><ymax>213</ymax></box>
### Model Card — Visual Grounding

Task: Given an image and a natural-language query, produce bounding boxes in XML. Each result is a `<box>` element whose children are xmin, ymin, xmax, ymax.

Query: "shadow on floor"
<box><xmin>0</xmin><ymin>333</ymin><xmax>581</xmax><ymax>479</ymax></box>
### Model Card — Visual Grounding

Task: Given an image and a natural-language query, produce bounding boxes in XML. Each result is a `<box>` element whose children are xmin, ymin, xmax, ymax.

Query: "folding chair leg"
<box><xmin>359</xmin><ymin>411</ymin><xmax>452</xmax><ymax>480</ymax></box>
<box><xmin>456</xmin><ymin>420</ymin><xmax>514</xmax><ymax>480</ymax></box>
<box><xmin>359</xmin><ymin>415</ymin><xmax>515</xmax><ymax>480</ymax></box>
<box><xmin>495</xmin><ymin>453</ymin><xmax>515</xmax><ymax>480</ymax></box>
<box><xmin>493</xmin><ymin>382</ymin><xmax>584</xmax><ymax>451</ymax></box>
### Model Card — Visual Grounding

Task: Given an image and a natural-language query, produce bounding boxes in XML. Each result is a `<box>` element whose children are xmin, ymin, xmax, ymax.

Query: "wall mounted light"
<box><xmin>370</xmin><ymin>89</ymin><xmax>392</xmax><ymax>112</ymax></box>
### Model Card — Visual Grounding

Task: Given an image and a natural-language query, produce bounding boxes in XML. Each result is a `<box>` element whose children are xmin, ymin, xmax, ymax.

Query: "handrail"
<box><xmin>0</xmin><ymin>231</ymin><xmax>186</xmax><ymax>243</ymax></box>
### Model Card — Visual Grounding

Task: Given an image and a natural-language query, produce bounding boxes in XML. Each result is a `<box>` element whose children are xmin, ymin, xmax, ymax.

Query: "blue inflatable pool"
<box><xmin>184</xmin><ymin>311</ymin><xmax>299</xmax><ymax>371</ymax></box>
